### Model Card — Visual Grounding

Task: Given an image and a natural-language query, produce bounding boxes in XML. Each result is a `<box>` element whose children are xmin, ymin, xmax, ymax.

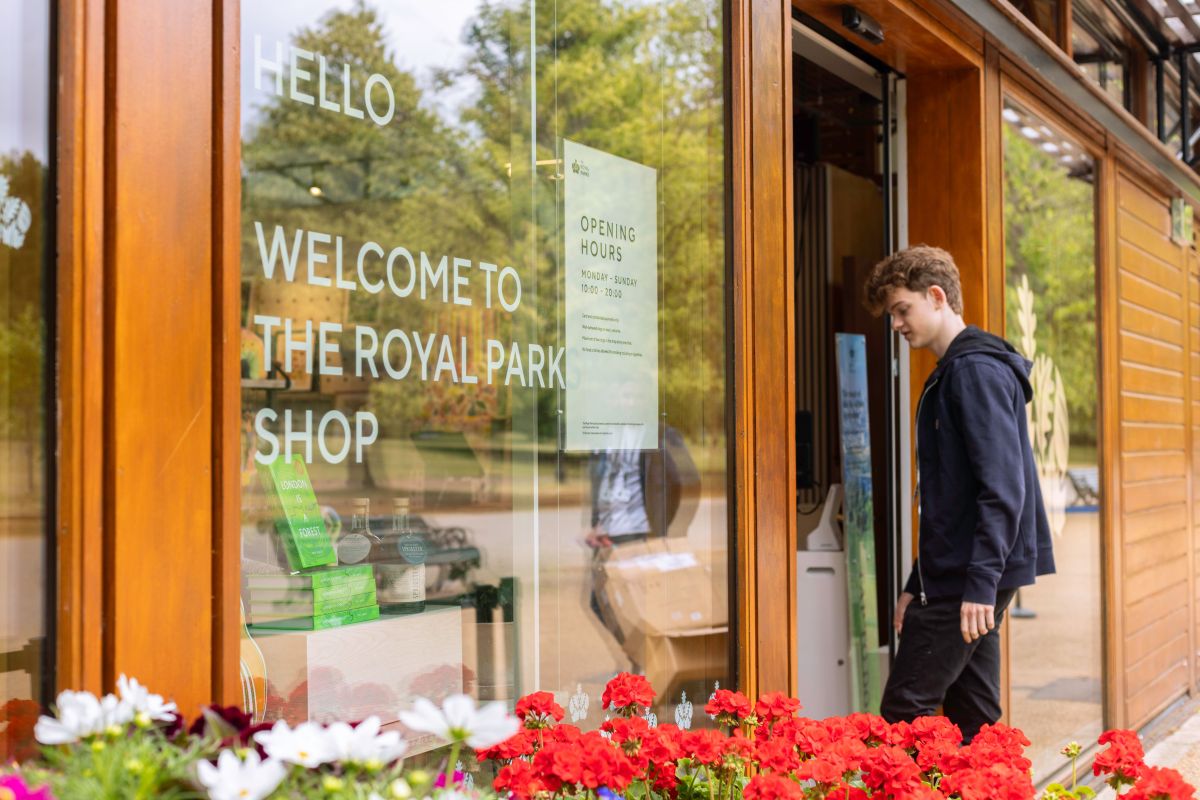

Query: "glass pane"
<box><xmin>0</xmin><ymin>1</ymin><xmax>52</xmax><ymax>764</ymax></box>
<box><xmin>238</xmin><ymin>0</ymin><xmax>731</xmax><ymax>753</ymax></box>
<box><xmin>1071</xmin><ymin>0</ymin><xmax>1132</xmax><ymax>111</ymax></box>
<box><xmin>1002</xmin><ymin>97</ymin><xmax>1103</xmax><ymax>780</ymax></box>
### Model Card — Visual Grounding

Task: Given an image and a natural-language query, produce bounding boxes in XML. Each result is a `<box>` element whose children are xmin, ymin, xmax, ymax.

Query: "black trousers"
<box><xmin>880</xmin><ymin>588</ymin><xmax>1017</xmax><ymax>743</ymax></box>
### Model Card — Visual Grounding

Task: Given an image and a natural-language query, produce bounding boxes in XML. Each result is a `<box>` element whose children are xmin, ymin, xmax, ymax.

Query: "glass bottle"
<box><xmin>375</xmin><ymin>497</ymin><xmax>426</xmax><ymax>615</ymax></box>
<box><xmin>337</xmin><ymin>497</ymin><xmax>374</xmax><ymax>564</ymax></box>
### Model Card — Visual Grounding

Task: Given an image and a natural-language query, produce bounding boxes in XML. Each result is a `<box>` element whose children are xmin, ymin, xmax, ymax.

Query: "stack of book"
<box><xmin>246</xmin><ymin>564</ymin><xmax>380</xmax><ymax>631</ymax></box>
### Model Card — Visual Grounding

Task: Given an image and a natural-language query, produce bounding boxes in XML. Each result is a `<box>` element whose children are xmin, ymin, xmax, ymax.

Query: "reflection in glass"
<box><xmin>1070</xmin><ymin>0</ymin><xmax>1130</xmax><ymax>111</ymax></box>
<box><xmin>0</xmin><ymin>1</ymin><xmax>51</xmax><ymax>764</ymax></box>
<box><xmin>1002</xmin><ymin>97</ymin><xmax>1102</xmax><ymax>780</ymax></box>
<box><xmin>238</xmin><ymin>0</ymin><xmax>730</xmax><ymax>753</ymax></box>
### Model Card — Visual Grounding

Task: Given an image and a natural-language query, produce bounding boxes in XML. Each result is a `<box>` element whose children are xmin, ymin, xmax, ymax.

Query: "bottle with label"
<box><xmin>374</xmin><ymin>497</ymin><xmax>426</xmax><ymax>615</ymax></box>
<box><xmin>337</xmin><ymin>498</ymin><xmax>375</xmax><ymax>565</ymax></box>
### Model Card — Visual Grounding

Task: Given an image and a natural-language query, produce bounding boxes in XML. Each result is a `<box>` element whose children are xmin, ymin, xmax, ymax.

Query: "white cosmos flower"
<box><xmin>34</xmin><ymin>690</ymin><xmax>134</xmax><ymax>744</ymax></box>
<box><xmin>117</xmin><ymin>674</ymin><xmax>178</xmax><ymax>722</ymax></box>
<box><xmin>398</xmin><ymin>693</ymin><xmax>519</xmax><ymax>749</ymax></box>
<box><xmin>253</xmin><ymin>719</ymin><xmax>334</xmax><ymax>768</ymax></box>
<box><xmin>196</xmin><ymin>749</ymin><xmax>287</xmax><ymax>800</ymax></box>
<box><xmin>324</xmin><ymin>716</ymin><xmax>408</xmax><ymax>765</ymax></box>
<box><xmin>35</xmin><ymin>690</ymin><xmax>106</xmax><ymax>744</ymax></box>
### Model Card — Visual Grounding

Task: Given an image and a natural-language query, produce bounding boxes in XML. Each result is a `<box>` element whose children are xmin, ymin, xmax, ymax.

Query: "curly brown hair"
<box><xmin>862</xmin><ymin>245</ymin><xmax>964</xmax><ymax>317</ymax></box>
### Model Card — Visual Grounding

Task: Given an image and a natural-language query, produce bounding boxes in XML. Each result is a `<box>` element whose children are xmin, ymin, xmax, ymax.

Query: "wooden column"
<box><xmin>729</xmin><ymin>0</ymin><xmax>797</xmax><ymax>697</ymax></box>
<box><xmin>57</xmin><ymin>0</ymin><xmax>108</xmax><ymax>696</ymax></box>
<box><xmin>102</xmin><ymin>0</ymin><xmax>217</xmax><ymax>714</ymax></box>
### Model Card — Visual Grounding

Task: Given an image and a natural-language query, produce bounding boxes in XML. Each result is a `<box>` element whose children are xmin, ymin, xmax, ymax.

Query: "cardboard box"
<box><xmin>600</xmin><ymin>539</ymin><xmax>728</xmax><ymax>695</ymax></box>
<box><xmin>602</xmin><ymin>538</ymin><xmax>728</xmax><ymax>638</ymax></box>
<box><xmin>643</xmin><ymin>626</ymin><xmax>728</xmax><ymax>703</ymax></box>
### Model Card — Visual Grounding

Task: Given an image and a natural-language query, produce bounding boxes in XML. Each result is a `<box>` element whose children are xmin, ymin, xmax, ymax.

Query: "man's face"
<box><xmin>885</xmin><ymin>286</ymin><xmax>944</xmax><ymax>350</ymax></box>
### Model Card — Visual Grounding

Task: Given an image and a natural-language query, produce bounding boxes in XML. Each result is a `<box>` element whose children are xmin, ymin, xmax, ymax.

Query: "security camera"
<box><xmin>841</xmin><ymin>6</ymin><xmax>884</xmax><ymax>45</ymax></box>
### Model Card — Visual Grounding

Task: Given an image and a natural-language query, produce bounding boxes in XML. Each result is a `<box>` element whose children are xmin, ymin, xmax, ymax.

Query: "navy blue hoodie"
<box><xmin>902</xmin><ymin>326</ymin><xmax>1056</xmax><ymax>606</ymax></box>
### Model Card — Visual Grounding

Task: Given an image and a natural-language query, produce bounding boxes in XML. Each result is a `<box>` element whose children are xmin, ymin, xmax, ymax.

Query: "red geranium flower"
<box><xmin>887</xmin><ymin>720</ymin><xmax>916</xmax><ymax>750</ymax></box>
<box><xmin>602</xmin><ymin>673</ymin><xmax>655</xmax><ymax>715</ymax></box>
<box><xmin>683</xmin><ymin>728</ymin><xmax>727</xmax><ymax>766</ymax></box>
<box><xmin>1125</xmin><ymin>766</ymin><xmax>1197</xmax><ymax>800</ymax></box>
<box><xmin>744</xmin><ymin>774</ymin><xmax>804</xmax><ymax>800</ymax></box>
<box><xmin>755</xmin><ymin>692</ymin><xmax>801</xmax><ymax>725</ymax></box>
<box><xmin>546</xmin><ymin>723</ymin><xmax>583</xmax><ymax>744</ymax></box>
<box><xmin>494</xmin><ymin>758</ymin><xmax>554</xmax><ymax>799</ymax></box>
<box><xmin>861</xmin><ymin>745</ymin><xmax>924</xmax><ymax>792</ymax></box>
<box><xmin>940</xmin><ymin>763</ymin><xmax>1036</xmax><ymax>800</ymax></box>
<box><xmin>1094</xmin><ymin>729</ymin><xmax>1146</xmax><ymax>788</ymax></box>
<box><xmin>910</xmin><ymin>715</ymin><xmax>962</xmax><ymax>747</ymax></box>
<box><xmin>478</xmin><ymin>730</ymin><xmax>538</xmax><ymax>762</ymax></box>
<box><xmin>795</xmin><ymin>755</ymin><xmax>844</xmax><ymax>785</ymax></box>
<box><xmin>756</xmin><ymin>736</ymin><xmax>801</xmax><ymax>774</ymax></box>
<box><xmin>705</xmin><ymin>689</ymin><xmax>754</xmax><ymax>725</ymax></box>
<box><xmin>642</xmin><ymin>723</ymin><xmax>684</xmax><ymax>765</ymax></box>
<box><xmin>532</xmin><ymin>741</ymin><xmax>584</xmax><ymax>787</ymax></box>
<box><xmin>576</xmin><ymin>731</ymin><xmax>638</xmax><ymax>791</ymax></box>
<box><xmin>845</xmin><ymin>712</ymin><xmax>890</xmax><ymax>744</ymax></box>
<box><xmin>515</xmin><ymin>691</ymin><xmax>565</xmax><ymax>728</ymax></box>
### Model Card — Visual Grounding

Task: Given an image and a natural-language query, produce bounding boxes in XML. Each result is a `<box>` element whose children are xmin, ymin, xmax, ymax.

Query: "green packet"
<box><xmin>257</xmin><ymin>455</ymin><xmax>337</xmax><ymax>571</ymax></box>
<box><xmin>247</xmin><ymin>604</ymin><xmax>381</xmax><ymax>632</ymax></box>
<box><xmin>245</xmin><ymin>564</ymin><xmax>374</xmax><ymax>591</ymax></box>
<box><xmin>249</xmin><ymin>588</ymin><xmax>377</xmax><ymax>618</ymax></box>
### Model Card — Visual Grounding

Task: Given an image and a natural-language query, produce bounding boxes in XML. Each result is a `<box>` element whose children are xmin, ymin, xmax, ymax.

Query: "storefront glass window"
<box><xmin>238</xmin><ymin>0</ymin><xmax>731</xmax><ymax>750</ymax></box>
<box><xmin>0</xmin><ymin>1</ymin><xmax>52</xmax><ymax>763</ymax></box>
<box><xmin>1002</xmin><ymin>97</ymin><xmax>1103</xmax><ymax>780</ymax></box>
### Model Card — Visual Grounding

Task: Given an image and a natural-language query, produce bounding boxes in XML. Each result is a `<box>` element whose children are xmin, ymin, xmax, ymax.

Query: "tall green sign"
<box><xmin>835</xmin><ymin>333</ymin><xmax>882</xmax><ymax>713</ymax></box>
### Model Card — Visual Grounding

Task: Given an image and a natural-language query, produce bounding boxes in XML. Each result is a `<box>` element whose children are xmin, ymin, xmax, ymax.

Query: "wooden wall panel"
<box><xmin>105</xmin><ymin>0</ymin><xmax>215</xmax><ymax>714</ymax></box>
<box><xmin>1115</xmin><ymin>169</ymin><xmax>1192</xmax><ymax>727</ymax></box>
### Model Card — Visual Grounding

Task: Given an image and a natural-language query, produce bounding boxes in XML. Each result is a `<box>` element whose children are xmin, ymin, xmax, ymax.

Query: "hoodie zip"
<box><xmin>912</xmin><ymin>376</ymin><xmax>939</xmax><ymax>607</ymax></box>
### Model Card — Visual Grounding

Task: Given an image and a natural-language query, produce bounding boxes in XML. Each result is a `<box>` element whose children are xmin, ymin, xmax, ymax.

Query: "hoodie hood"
<box><xmin>934</xmin><ymin>325</ymin><xmax>1033</xmax><ymax>403</ymax></box>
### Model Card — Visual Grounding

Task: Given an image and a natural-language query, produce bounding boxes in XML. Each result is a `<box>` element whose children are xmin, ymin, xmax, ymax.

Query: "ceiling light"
<box><xmin>1002</xmin><ymin>108</ymin><xmax>1021</xmax><ymax>123</ymax></box>
<box><xmin>1020</xmin><ymin>126</ymin><xmax>1041</xmax><ymax>139</ymax></box>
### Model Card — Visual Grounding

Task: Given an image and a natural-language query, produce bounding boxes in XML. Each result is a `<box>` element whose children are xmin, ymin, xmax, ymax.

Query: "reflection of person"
<box><xmin>586</xmin><ymin>424</ymin><xmax>699</xmax><ymax>659</ymax></box>
<box><xmin>863</xmin><ymin>246</ymin><xmax>1055</xmax><ymax>743</ymax></box>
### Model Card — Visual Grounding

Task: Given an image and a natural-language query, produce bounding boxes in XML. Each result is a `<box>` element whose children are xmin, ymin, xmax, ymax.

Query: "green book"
<box><xmin>258</xmin><ymin>455</ymin><xmax>337</xmax><ymax>571</ymax></box>
<box><xmin>246</xmin><ymin>566</ymin><xmax>375</xmax><ymax>593</ymax></box>
<box><xmin>246</xmin><ymin>579</ymin><xmax>375</xmax><ymax>605</ymax></box>
<box><xmin>249</xmin><ymin>588</ymin><xmax>377</xmax><ymax>618</ymax></box>
<box><xmin>247</xmin><ymin>604</ymin><xmax>381</xmax><ymax>632</ymax></box>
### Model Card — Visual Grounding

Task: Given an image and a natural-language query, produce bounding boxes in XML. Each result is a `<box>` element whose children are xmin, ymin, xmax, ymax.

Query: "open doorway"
<box><xmin>791</xmin><ymin>18</ymin><xmax>906</xmax><ymax>718</ymax></box>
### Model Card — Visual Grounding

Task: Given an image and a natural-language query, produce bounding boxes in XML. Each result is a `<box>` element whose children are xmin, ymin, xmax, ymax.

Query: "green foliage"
<box><xmin>16</xmin><ymin>732</ymin><xmax>203</xmax><ymax>799</ymax></box>
<box><xmin>1002</xmin><ymin>124</ymin><xmax>1098</xmax><ymax>452</ymax></box>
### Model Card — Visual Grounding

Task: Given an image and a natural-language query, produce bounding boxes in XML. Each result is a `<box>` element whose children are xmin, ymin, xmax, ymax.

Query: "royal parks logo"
<box><xmin>570</xmin><ymin>158</ymin><xmax>591</xmax><ymax>178</ymax></box>
<box><xmin>0</xmin><ymin>176</ymin><xmax>31</xmax><ymax>251</ymax></box>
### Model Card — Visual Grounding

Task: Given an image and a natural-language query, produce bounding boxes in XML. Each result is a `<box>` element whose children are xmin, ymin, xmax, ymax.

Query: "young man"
<box><xmin>864</xmin><ymin>245</ymin><xmax>1055</xmax><ymax>743</ymax></box>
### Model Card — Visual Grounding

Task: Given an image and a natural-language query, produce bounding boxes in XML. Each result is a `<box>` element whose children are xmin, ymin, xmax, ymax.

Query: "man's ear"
<box><xmin>927</xmin><ymin>285</ymin><xmax>947</xmax><ymax>309</ymax></box>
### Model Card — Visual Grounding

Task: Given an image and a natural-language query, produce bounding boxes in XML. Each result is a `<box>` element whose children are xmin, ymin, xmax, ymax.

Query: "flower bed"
<box><xmin>2</xmin><ymin>673</ymin><xmax>1193</xmax><ymax>800</ymax></box>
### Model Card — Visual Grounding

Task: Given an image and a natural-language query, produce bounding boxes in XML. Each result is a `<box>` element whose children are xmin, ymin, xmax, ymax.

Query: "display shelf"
<box><xmin>250</xmin><ymin>604</ymin><xmax>463</xmax><ymax>755</ymax></box>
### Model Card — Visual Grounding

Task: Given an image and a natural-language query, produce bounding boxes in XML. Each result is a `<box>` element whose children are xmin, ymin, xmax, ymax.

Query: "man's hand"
<box><xmin>894</xmin><ymin>592</ymin><xmax>914</xmax><ymax>635</ymax></box>
<box><xmin>960</xmin><ymin>601</ymin><xmax>996</xmax><ymax>643</ymax></box>
<box><xmin>584</xmin><ymin>526</ymin><xmax>613</xmax><ymax>550</ymax></box>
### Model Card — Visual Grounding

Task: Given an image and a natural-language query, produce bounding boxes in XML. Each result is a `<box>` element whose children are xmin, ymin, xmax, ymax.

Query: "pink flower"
<box><xmin>0</xmin><ymin>775</ymin><xmax>54</xmax><ymax>800</ymax></box>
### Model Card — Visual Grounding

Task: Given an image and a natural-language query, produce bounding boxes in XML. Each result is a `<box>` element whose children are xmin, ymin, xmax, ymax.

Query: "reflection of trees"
<box><xmin>242</xmin><ymin>0</ymin><xmax>728</xmax><ymax>443</ymax></box>
<box><xmin>0</xmin><ymin>151</ymin><xmax>47</xmax><ymax>497</ymax></box>
<box><xmin>1003</xmin><ymin>127</ymin><xmax>1097</xmax><ymax>452</ymax></box>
